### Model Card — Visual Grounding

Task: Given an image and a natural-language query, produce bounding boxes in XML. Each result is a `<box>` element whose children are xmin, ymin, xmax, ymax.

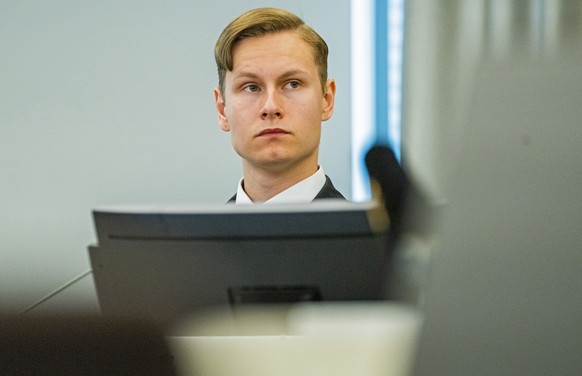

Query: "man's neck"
<box><xmin>242</xmin><ymin>163</ymin><xmax>319</xmax><ymax>202</ymax></box>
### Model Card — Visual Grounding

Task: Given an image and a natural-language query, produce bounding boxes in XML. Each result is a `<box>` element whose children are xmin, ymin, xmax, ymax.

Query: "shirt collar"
<box><xmin>235</xmin><ymin>166</ymin><xmax>326</xmax><ymax>204</ymax></box>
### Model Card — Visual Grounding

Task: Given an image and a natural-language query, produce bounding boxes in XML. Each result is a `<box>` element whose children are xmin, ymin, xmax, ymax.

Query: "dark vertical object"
<box><xmin>365</xmin><ymin>144</ymin><xmax>431</xmax><ymax>300</ymax></box>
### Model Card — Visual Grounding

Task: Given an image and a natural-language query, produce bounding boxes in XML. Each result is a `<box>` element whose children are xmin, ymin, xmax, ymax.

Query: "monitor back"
<box><xmin>89</xmin><ymin>201</ymin><xmax>390</xmax><ymax>329</ymax></box>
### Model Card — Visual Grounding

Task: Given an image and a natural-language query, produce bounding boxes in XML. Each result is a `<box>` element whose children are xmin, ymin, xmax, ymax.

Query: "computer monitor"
<box><xmin>88</xmin><ymin>200</ymin><xmax>390</xmax><ymax>329</ymax></box>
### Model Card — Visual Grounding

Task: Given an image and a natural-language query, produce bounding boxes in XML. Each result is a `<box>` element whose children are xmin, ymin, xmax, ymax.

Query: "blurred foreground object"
<box><xmin>170</xmin><ymin>302</ymin><xmax>421</xmax><ymax>376</ymax></box>
<box><xmin>412</xmin><ymin>60</ymin><xmax>582</xmax><ymax>375</ymax></box>
<box><xmin>365</xmin><ymin>145</ymin><xmax>436</xmax><ymax>302</ymax></box>
<box><xmin>365</xmin><ymin>145</ymin><xmax>433</xmax><ymax>242</ymax></box>
<box><xmin>0</xmin><ymin>315</ymin><xmax>177</xmax><ymax>375</ymax></box>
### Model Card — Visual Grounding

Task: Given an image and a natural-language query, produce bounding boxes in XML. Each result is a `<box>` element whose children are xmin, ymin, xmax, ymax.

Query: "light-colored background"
<box><xmin>0</xmin><ymin>0</ymin><xmax>352</xmax><ymax>314</ymax></box>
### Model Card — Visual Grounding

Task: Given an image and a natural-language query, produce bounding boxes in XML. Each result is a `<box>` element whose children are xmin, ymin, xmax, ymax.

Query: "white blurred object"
<box><xmin>169</xmin><ymin>302</ymin><xmax>422</xmax><ymax>376</ymax></box>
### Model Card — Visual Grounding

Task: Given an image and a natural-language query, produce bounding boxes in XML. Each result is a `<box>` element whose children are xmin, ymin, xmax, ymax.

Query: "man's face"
<box><xmin>214</xmin><ymin>31</ymin><xmax>335</xmax><ymax>174</ymax></box>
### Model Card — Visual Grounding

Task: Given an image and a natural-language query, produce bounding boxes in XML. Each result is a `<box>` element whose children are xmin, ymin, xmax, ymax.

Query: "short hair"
<box><xmin>214</xmin><ymin>7</ymin><xmax>329</xmax><ymax>95</ymax></box>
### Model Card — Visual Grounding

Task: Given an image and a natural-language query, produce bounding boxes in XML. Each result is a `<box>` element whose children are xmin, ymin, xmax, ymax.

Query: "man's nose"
<box><xmin>260</xmin><ymin>89</ymin><xmax>283</xmax><ymax>119</ymax></box>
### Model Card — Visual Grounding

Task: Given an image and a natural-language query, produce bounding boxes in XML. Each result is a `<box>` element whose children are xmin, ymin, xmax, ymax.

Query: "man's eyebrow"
<box><xmin>231</xmin><ymin>71</ymin><xmax>260</xmax><ymax>80</ymax></box>
<box><xmin>279</xmin><ymin>69</ymin><xmax>310</xmax><ymax>80</ymax></box>
<box><xmin>231</xmin><ymin>69</ymin><xmax>310</xmax><ymax>81</ymax></box>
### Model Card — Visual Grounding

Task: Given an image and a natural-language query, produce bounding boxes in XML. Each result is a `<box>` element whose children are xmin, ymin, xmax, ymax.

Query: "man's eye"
<box><xmin>244</xmin><ymin>84</ymin><xmax>260</xmax><ymax>92</ymax></box>
<box><xmin>287</xmin><ymin>81</ymin><xmax>300</xmax><ymax>89</ymax></box>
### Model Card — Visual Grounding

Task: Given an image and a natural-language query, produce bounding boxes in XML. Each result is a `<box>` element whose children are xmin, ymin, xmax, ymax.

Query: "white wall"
<box><xmin>0</xmin><ymin>0</ymin><xmax>352</xmax><ymax>314</ymax></box>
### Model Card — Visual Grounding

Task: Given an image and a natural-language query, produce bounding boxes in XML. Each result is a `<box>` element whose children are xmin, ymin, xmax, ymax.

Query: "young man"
<box><xmin>214</xmin><ymin>7</ymin><xmax>345</xmax><ymax>204</ymax></box>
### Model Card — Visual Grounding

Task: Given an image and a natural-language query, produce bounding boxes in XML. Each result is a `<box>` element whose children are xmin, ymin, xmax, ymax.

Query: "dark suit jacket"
<box><xmin>228</xmin><ymin>175</ymin><xmax>345</xmax><ymax>203</ymax></box>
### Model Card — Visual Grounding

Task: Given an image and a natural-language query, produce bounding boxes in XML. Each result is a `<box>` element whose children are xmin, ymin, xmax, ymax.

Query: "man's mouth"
<box><xmin>257</xmin><ymin>128</ymin><xmax>290</xmax><ymax>137</ymax></box>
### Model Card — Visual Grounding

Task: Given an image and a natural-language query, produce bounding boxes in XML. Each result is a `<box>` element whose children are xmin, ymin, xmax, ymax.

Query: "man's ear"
<box><xmin>214</xmin><ymin>87</ymin><xmax>230</xmax><ymax>132</ymax></box>
<box><xmin>321</xmin><ymin>79</ymin><xmax>336</xmax><ymax>121</ymax></box>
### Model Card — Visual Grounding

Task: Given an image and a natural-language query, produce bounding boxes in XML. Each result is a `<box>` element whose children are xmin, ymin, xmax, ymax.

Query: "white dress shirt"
<box><xmin>235</xmin><ymin>166</ymin><xmax>327</xmax><ymax>204</ymax></box>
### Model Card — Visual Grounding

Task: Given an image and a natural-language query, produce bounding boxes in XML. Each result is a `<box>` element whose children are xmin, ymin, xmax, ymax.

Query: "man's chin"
<box><xmin>240</xmin><ymin>148</ymin><xmax>318</xmax><ymax>174</ymax></box>
<box><xmin>245</xmin><ymin>155</ymin><xmax>302</xmax><ymax>172</ymax></box>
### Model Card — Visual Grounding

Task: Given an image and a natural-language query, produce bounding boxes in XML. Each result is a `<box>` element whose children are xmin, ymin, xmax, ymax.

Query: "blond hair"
<box><xmin>214</xmin><ymin>8</ymin><xmax>329</xmax><ymax>94</ymax></box>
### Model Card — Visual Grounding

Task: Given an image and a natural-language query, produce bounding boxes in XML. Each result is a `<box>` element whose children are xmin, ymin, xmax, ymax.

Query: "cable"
<box><xmin>19</xmin><ymin>269</ymin><xmax>93</xmax><ymax>315</ymax></box>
